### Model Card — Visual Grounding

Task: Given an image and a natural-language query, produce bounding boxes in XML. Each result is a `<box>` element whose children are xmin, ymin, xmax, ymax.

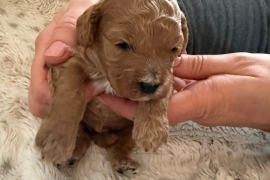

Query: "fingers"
<box><xmin>28</xmin><ymin>60</ymin><xmax>51</xmax><ymax>118</ymax></box>
<box><xmin>174</xmin><ymin>53</ymin><xmax>257</xmax><ymax>80</ymax></box>
<box><xmin>168</xmin><ymin>77</ymin><xmax>227</xmax><ymax>126</ymax></box>
<box><xmin>173</xmin><ymin>77</ymin><xmax>196</xmax><ymax>91</ymax></box>
<box><xmin>168</xmin><ymin>81</ymin><xmax>205</xmax><ymax>125</ymax></box>
<box><xmin>168</xmin><ymin>74</ymin><xmax>260</xmax><ymax>126</ymax></box>
<box><xmin>96</xmin><ymin>94</ymin><xmax>138</xmax><ymax>120</ymax></box>
<box><xmin>29</xmin><ymin>23</ymin><xmax>55</xmax><ymax>118</ymax></box>
<box><xmin>173</xmin><ymin>77</ymin><xmax>186</xmax><ymax>91</ymax></box>
<box><xmin>170</xmin><ymin>52</ymin><xmax>270</xmax><ymax>126</ymax></box>
<box><xmin>28</xmin><ymin>87</ymin><xmax>51</xmax><ymax>119</ymax></box>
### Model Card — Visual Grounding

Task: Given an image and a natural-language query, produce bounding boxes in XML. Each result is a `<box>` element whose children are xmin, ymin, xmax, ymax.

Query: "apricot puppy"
<box><xmin>35</xmin><ymin>0</ymin><xmax>188</xmax><ymax>175</ymax></box>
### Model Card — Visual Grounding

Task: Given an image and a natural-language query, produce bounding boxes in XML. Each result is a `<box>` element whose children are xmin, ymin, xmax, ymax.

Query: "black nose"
<box><xmin>139</xmin><ymin>82</ymin><xmax>160</xmax><ymax>94</ymax></box>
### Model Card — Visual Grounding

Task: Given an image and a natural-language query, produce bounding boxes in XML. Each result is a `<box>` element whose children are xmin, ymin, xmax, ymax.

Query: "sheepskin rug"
<box><xmin>1</xmin><ymin>0</ymin><xmax>270</xmax><ymax>179</ymax></box>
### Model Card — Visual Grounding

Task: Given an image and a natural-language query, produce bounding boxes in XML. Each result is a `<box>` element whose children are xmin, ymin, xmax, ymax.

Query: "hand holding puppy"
<box><xmin>98</xmin><ymin>53</ymin><xmax>270</xmax><ymax>132</ymax></box>
<box><xmin>28</xmin><ymin>0</ymin><xmax>99</xmax><ymax>118</ymax></box>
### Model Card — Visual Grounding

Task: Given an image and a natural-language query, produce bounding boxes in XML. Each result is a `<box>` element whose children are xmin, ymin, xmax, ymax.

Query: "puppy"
<box><xmin>35</xmin><ymin>0</ymin><xmax>188</xmax><ymax>175</ymax></box>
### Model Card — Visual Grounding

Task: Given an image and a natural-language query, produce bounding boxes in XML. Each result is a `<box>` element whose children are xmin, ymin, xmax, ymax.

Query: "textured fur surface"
<box><xmin>1</xmin><ymin>0</ymin><xmax>270</xmax><ymax>179</ymax></box>
<box><xmin>35</xmin><ymin>0</ymin><xmax>188</xmax><ymax>172</ymax></box>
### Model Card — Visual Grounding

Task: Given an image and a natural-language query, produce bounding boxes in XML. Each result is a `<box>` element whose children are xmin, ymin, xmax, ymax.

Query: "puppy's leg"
<box><xmin>132</xmin><ymin>98</ymin><xmax>169</xmax><ymax>152</ymax></box>
<box><xmin>108</xmin><ymin>126</ymin><xmax>139</xmax><ymax>176</ymax></box>
<box><xmin>92</xmin><ymin>126</ymin><xmax>139</xmax><ymax>176</ymax></box>
<box><xmin>35</xmin><ymin>57</ymin><xmax>89</xmax><ymax>167</ymax></box>
<box><xmin>56</xmin><ymin>123</ymin><xmax>91</xmax><ymax>169</ymax></box>
<box><xmin>91</xmin><ymin>131</ymin><xmax>118</xmax><ymax>147</ymax></box>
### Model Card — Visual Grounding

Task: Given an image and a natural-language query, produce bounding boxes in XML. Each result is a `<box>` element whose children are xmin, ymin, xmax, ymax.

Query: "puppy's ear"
<box><xmin>180</xmin><ymin>11</ymin><xmax>189</xmax><ymax>51</ymax></box>
<box><xmin>76</xmin><ymin>1</ymin><xmax>103</xmax><ymax>47</ymax></box>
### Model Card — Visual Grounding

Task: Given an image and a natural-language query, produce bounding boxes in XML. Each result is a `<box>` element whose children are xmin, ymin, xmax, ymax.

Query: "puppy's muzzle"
<box><xmin>139</xmin><ymin>82</ymin><xmax>160</xmax><ymax>94</ymax></box>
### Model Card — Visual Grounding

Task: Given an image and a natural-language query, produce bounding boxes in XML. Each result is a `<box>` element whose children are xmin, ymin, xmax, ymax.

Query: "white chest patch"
<box><xmin>93</xmin><ymin>78</ymin><xmax>115</xmax><ymax>94</ymax></box>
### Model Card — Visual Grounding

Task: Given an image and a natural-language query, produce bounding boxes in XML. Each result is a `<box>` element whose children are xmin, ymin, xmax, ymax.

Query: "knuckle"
<box><xmin>190</xmin><ymin>55</ymin><xmax>207</xmax><ymax>75</ymax></box>
<box><xmin>29</xmin><ymin>102</ymin><xmax>48</xmax><ymax>119</ymax></box>
<box><xmin>56</xmin><ymin>15</ymin><xmax>77</xmax><ymax>30</ymax></box>
<box><xmin>233</xmin><ymin>53</ymin><xmax>253</xmax><ymax>64</ymax></box>
<box><xmin>196</xmin><ymin>78</ymin><xmax>229</xmax><ymax>123</ymax></box>
<box><xmin>29</xmin><ymin>101</ymin><xmax>41</xmax><ymax>117</ymax></box>
<box><xmin>34</xmin><ymin>29</ymin><xmax>46</xmax><ymax>48</ymax></box>
<box><xmin>233</xmin><ymin>52</ymin><xmax>252</xmax><ymax>59</ymax></box>
<box><xmin>193</xmin><ymin>80</ymin><xmax>216</xmax><ymax>120</ymax></box>
<box><xmin>28</xmin><ymin>89</ymin><xmax>51</xmax><ymax>118</ymax></box>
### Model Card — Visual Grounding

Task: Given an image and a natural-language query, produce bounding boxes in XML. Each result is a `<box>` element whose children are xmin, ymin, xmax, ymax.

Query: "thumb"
<box><xmin>44</xmin><ymin>0</ymin><xmax>98</xmax><ymax>64</ymax></box>
<box><xmin>44</xmin><ymin>4</ymin><xmax>77</xmax><ymax>64</ymax></box>
<box><xmin>168</xmin><ymin>80</ymin><xmax>214</xmax><ymax>125</ymax></box>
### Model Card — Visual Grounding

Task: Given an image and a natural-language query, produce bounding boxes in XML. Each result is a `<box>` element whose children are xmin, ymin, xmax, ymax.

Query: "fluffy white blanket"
<box><xmin>1</xmin><ymin>0</ymin><xmax>270</xmax><ymax>179</ymax></box>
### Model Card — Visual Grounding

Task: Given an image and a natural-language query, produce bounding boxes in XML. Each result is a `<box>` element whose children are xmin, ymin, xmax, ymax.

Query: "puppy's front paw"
<box><xmin>132</xmin><ymin>116</ymin><xmax>169</xmax><ymax>152</ymax></box>
<box><xmin>35</xmin><ymin>126</ymin><xmax>77</xmax><ymax>167</ymax></box>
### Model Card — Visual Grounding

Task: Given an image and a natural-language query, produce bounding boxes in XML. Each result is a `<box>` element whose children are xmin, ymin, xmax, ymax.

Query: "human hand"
<box><xmin>97</xmin><ymin>53</ymin><xmax>270</xmax><ymax>132</ymax></box>
<box><xmin>28</xmin><ymin>0</ymin><xmax>99</xmax><ymax>118</ymax></box>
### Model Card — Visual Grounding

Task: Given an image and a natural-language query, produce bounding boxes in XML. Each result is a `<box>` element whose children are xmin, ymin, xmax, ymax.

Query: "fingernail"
<box><xmin>44</xmin><ymin>41</ymin><xmax>68</xmax><ymax>57</ymax></box>
<box><xmin>96</xmin><ymin>96</ymin><xmax>108</xmax><ymax>106</ymax></box>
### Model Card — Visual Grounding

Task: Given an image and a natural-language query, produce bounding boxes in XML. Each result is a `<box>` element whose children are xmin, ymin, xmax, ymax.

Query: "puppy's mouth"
<box><xmin>111</xmin><ymin>92</ymin><xmax>151</xmax><ymax>102</ymax></box>
<box><xmin>98</xmin><ymin>88</ymin><xmax>152</xmax><ymax>102</ymax></box>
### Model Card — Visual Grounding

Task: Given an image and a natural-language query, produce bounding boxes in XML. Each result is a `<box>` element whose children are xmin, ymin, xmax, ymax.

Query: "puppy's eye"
<box><xmin>171</xmin><ymin>47</ymin><xmax>178</xmax><ymax>52</ymax></box>
<box><xmin>116</xmin><ymin>42</ymin><xmax>130</xmax><ymax>50</ymax></box>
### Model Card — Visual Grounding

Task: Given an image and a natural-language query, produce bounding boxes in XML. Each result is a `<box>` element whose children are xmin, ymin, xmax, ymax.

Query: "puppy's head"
<box><xmin>76</xmin><ymin>0</ymin><xmax>188</xmax><ymax>101</ymax></box>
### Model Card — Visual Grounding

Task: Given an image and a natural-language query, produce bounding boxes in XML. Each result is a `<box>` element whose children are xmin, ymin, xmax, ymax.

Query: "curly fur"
<box><xmin>35</xmin><ymin>0</ymin><xmax>188</xmax><ymax>174</ymax></box>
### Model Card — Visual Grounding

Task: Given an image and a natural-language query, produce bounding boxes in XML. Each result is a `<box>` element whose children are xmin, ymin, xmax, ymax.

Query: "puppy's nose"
<box><xmin>139</xmin><ymin>82</ymin><xmax>159</xmax><ymax>94</ymax></box>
